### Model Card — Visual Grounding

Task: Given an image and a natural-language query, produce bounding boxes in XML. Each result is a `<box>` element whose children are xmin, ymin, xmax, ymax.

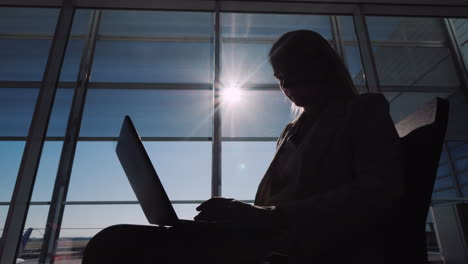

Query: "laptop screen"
<box><xmin>116</xmin><ymin>116</ymin><xmax>179</xmax><ymax>226</ymax></box>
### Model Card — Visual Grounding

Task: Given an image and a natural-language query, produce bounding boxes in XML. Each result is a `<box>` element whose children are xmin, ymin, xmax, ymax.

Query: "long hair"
<box><xmin>268</xmin><ymin>30</ymin><xmax>358</xmax><ymax>122</ymax></box>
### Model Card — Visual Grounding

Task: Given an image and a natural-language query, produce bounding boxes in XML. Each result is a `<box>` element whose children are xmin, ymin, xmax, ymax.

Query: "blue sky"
<box><xmin>2</xmin><ymin>8</ymin><xmax>466</xmax><ymax>240</ymax></box>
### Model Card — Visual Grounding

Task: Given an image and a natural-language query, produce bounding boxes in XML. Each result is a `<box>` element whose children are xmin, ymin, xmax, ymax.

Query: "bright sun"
<box><xmin>221</xmin><ymin>87</ymin><xmax>244</xmax><ymax>105</ymax></box>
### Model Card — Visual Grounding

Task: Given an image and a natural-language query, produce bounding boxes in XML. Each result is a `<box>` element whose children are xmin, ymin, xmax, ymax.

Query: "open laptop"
<box><xmin>116</xmin><ymin>115</ymin><xmax>202</xmax><ymax>227</ymax></box>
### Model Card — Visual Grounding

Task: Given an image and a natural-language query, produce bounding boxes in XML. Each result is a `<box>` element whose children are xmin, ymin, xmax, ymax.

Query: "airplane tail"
<box><xmin>17</xmin><ymin>228</ymin><xmax>33</xmax><ymax>257</ymax></box>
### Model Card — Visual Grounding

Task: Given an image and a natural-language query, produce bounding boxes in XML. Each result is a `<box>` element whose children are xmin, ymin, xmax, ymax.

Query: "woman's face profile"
<box><xmin>273</xmin><ymin>58</ymin><xmax>325</xmax><ymax>107</ymax></box>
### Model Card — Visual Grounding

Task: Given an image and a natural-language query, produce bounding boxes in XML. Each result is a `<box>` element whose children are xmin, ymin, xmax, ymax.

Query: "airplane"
<box><xmin>16</xmin><ymin>228</ymin><xmax>33</xmax><ymax>264</ymax></box>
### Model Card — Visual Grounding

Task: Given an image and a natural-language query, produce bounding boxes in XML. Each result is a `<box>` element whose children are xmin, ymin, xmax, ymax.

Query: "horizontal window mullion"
<box><xmin>222</xmin><ymin>137</ymin><xmax>278</xmax><ymax>141</ymax></box>
<box><xmin>88</xmin><ymin>82</ymin><xmax>212</xmax><ymax>90</ymax></box>
<box><xmin>0</xmin><ymin>81</ymin><xmax>75</xmax><ymax>88</ymax></box>
<box><xmin>369</xmin><ymin>40</ymin><xmax>448</xmax><ymax>48</ymax></box>
<box><xmin>0</xmin><ymin>200</ymin><xmax>255</xmax><ymax>206</ymax></box>
<box><xmin>77</xmin><ymin>137</ymin><xmax>213</xmax><ymax>141</ymax></box>
<box><xmin>0</xmin><ymin>137</ymin><xmax>282</xmax><ymax>142</ymax></box>
<box><xmin>431</xmin><ymin>197</ymin><xmax>468</xmax><ymax>201</ymax></box>
<box><xmin>0</xmin><ymin>33</ymin><xmax>449</xmax><ymax>47</ymax></box>
<box><xmin>380</xmin><ymin>85</ymin><xmax>459</xmax><ymax>93</ymax></box>
<box><xmin>4</xmin><ymin>198</ymin><xmax>468</xmax><ymax>205</ymax></box>
<box><xmin>0</xmin><ymin>34</ymin><xmax>87</xmax><ymax>40</ymax></box>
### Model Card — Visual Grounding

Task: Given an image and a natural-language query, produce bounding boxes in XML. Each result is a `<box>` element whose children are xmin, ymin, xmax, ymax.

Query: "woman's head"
<box><xmin>269</xmin><ymin>30</ymin><xmax>358</xmax><ymax>108</ymax></box>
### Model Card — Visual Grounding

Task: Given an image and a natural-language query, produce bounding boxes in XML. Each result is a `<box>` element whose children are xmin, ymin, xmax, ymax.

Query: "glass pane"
<box><xmin>222</xmin><ymin>142</ymin><xmax>276</xmax><ymax>200</ymax></box>
<box><xmin>91</xmin><ymin>41</ymin><xmax>212</xmax><ymax>83</ymax></box>
<box><xmin>31</xmin><ymin>142</ymin><xmax>64</xmax><ymax>201</ymax></box>
<box><xmin>46</xmin><ymin>89</ymin><xmax>74</xmax><ymax>137</ymax></box>
<box><xmin>447</xmin><ymin>141</ymin><xmax>468</xmax><ymax>158</ymax></box>
<box><xmin>459</xmin><ymin>171</ymin><xmax>468</xmax><ymax>185</ymax></box>
<box><xmin>0</xmin><ymin>8</ymin><xmax>59</xmax><ymax>34</ymax></box>
<box><xmin>221</xmin><ymin>42</ymin><xmax>276</xmax><ymax>85</ymax></box>
<box><xmin>426</xmin><ymin>210</ymin><xmax>440</xmax><ymax>253</ymax></box>
<box><xmin>454</xmin><ymin>156</ymin><xmax>468</xmax><ymax>171</ymax></box>
<box><xmin>18</xmin><ymin>142</ymin><xmax>66</xmax><ymax>262</ymax></box>
<box><xmin>18</xmin><ymin>205</ymin><xmax>49</xmax><ymax>262</ymax></box>
<box><xmin>0</xmin><ymin>88</ymin><xmax>39</xmax><ymax>136</ymax></box>
<box><xmin>59</xmin><ymin>39</ymin><xmax>86</xmax><ymax>82</ymax></box>
<box><xmin>0</xmin><ymin>206</ymin><xmax>7</xmax><ymax>238</ymax></box>
<box><xmin>366</xmin><ymin>17</ymin><xmax>446</xmax><ymax>42</ymax></box>
<box><xmin>432</xmin><ymin>188</ymin><xmax>458</xmax><ymax>199</ymax></box>
<box><xmin>0</xmin><ymin>142</ymin><xmax>26</xmax><ymax>202</ymax></box>
<box><xmin>221</xmin><ymin>13</ymin><xmax>332</xmax><ymax>86</ymax></box>
<box><xmin>80</xmin><ymin>89</ymin><xmax>211</xmax><ymax>137</ymax></box>
<box><xmin>68</xmin><ymin>142</ymin><xmax>211</xmax><ymax>201</ymax></box>
<box><xmin>0</xmin><ymin>88</ymin><xmax>73</xmax><ymax>137</ymax></box>
<box><xmin>59</xmin><ymin>9</ymin><xmax>91</xmax><ymax>82</ymax></box>
<box><xmin>338</xmin><ymin>16</ymin><xmax>357</xmax><ymax>41</ymax></box>
<box><xmin>445</xmin><ymin>92</ymin><xmax>468</xmax><ymax>141</ymax></box>
<box><xmin>373</xmin><ymin>47</ymin><xmax>459</xmax><ymax>87</ymax></box>
<box><xmin>69</xmin><ymin>9</ymin><xmax>93</xmax><ymax>35</ymax></box>
<box><xmin>221</xmin><ymin>90</ymin><xmax>292</xmax><ymax>137</ymax></box>
<box><xmin>0</xmin><ymin>8</ymin><xmax>59</xmax><ymax>81</ymax></box>
<box><xmin>366</xmin><ymin>16</ymin><xmax>460</xmax><ymax>88</ymax></box>
<box><xmin>434</xmin><ymin>176</ymin><xmax>454</xmax><ymax>190</ymax></box>
<box><xmin>0</xmin><ymin>39</ymin><xmax>52</xmax><ymax>81</ymax></box>
<box><xmin>336</xmin><ymin>16</ymin><xmax>365</xmax><ymax>90</ymax></box>
<box><xmin>99</xmin><ymin>10</ymin><xmax>212</xmax><ymax>37</ymax></box>
<box><xmin>91</xmin><ymin>10</ymin><xmax>213</xmax><ymax>83</ymax></box>
<box><xmin>450</xmin><ymin>18</ymin><xmax>468</xmax><ymax>69</ymax></box>
<box><xmin>436</xmin><ymin>164</ymin><xmax>450</xmax><ymax>177</ymax></box>
<box><xmin>344</xmin><ymin>46</ymin><xmax>366</xmax><ymax>90</ymax></box>
<box><xmin>221</xmin><ymin>13</ymin><xmax>331</xmax><ymax>39</ymax></box>
<box><xmin>463</xmin><ymin>185</ymin><xmax>468</xmax><ymax>196</ymax></box>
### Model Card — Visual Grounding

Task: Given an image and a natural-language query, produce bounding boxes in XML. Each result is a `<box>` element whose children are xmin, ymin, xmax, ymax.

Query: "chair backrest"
<box><xmin>394</xmin><ymin>97</ymin><xmax>449</xmax><ymax>263</ymax></box>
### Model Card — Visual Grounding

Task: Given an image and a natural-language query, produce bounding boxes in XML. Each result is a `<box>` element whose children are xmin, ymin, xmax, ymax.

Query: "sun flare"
<box><xmin>221</xmin><ymin>86</ymin><xmax>244</xmax><ymax>105</ymax></box>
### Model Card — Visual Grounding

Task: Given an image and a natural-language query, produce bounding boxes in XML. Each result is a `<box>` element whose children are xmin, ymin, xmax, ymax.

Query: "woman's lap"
<box><xmin>82</xmin><ymin>223</ymin><xmax>273</xmax><ymax>264</ymax></box>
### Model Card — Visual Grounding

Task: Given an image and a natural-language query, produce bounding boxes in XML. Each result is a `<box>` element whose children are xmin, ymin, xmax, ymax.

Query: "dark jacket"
<box><xmin>255</xmin><ymin>93</ymin><xmax>405</xmax><ymax>264</ymax></box>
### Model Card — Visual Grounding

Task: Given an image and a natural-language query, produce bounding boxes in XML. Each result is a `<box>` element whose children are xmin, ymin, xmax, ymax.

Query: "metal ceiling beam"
<box><xmin>0</xmin><ymin>33</ymin><xmax>450</xmax><ymax>48</ymax></box>
<box><xmin>2</xmin><ymin>0</ymin><xmax>468</xmax><ymax>17</ymax></box>
<box><xmin>38</xmin><ymin>10</ymin><xmax>101</xmax><ymax>263</ymax></box>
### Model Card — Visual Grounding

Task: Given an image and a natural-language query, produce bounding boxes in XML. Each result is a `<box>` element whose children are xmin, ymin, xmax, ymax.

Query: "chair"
<box><xmin>267</xmin><ymin>97</ymin><xmax>449</xmax><ymax>264</ymax></box>
<box><xmin>392</xmin><ymin>97</ymin><xmax>449</xmax><ymax>263</ymax></box>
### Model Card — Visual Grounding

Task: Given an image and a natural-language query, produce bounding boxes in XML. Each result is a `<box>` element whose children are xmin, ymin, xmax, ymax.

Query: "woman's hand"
<box><xmin>194</xmin><ymin>197</ymin><xmax>283</xmax><ymax>232</ymax></box>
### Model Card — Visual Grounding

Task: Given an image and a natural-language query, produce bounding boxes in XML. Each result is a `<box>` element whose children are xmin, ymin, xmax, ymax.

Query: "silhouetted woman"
<box><xmin>83</xmin><ymin>30</ymin><xmax>404</xmax><ymax>264</ymax></box>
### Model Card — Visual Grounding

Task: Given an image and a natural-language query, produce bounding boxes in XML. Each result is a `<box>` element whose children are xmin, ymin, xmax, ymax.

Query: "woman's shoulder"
<box><xmin>346</xmin><ymin>93</ymin><xmax>390</xmax><ymax>115</ymax></box>
<box><xmin>348</xmin><ymin>92</ymin><xmax>389</xmax><ymax>106</ymax></box>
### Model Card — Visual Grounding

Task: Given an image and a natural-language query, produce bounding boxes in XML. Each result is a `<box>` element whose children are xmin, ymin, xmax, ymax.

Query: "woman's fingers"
<box><xmin>196</xmin><ymin>197</ymin><xmax>234</xmax><ymax>211</ymax></box>
<box><xmin>194</xmin><ymin>208</ymin><xmax>231</xmax><ymax>221</ymax></box>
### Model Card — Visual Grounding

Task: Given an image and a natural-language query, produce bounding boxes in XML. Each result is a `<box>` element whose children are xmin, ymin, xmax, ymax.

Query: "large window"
<box><xmin>0</xmin><ymin>7</ymin><xmax>60</xmax><ymax>240</ymax></box>
<box><xmin>220</xmin><ymin>13</ymin><xmax>364</xmax><ymax>201</ymax></box>
<box><xmin>1</xmin><ymin>4</ymin><xmax>468</xmax><ymax>263</ymax></box>
<box><xmin>365</xmin><ymin>17</ymin><xmax>468</xmax><ymax>202</ymax></box>
<box><xmin>1</xmin><ymin>8</ymin><xmax>84</xmax><ymax>261</ymax></box>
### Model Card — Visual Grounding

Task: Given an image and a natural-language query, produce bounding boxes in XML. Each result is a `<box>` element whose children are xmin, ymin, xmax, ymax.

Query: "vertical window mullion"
<box><xmin>330</xmin><ymin>16</ymin><xmax>345</xmax><ymax>60</ymax></box>
<box><xmin>443</xmin><ymin>18</ymin><xmax>468</xmax><ymax>101</ymax></box>
<box><xmin>353</xmin><ymin>7</ymin><xmax>380</xmax><ymax>93</ymax></box>
<box><xmin>0</xmin><ymin>3</ymin><xmax>75</xmax><ymax>264</ymax></box>
<box><xmin>38</xmin><ymin>10</ymin><xmax>102</xmax><ymax>263</ymax></box>
<box><xmin>444</xmin><ymin>143</ymin><xmax>464</xmax><ymax>197</ymax></box>
<box><xmin>212</xmin><ymin>5</ymin><xmax>222</xmax><ymax>197</ymax></box>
